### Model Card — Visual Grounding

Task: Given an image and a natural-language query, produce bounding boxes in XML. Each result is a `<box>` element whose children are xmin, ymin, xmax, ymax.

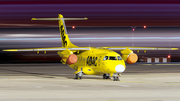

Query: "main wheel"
<box><xmin>106</xmin><ymin>75</ymin><xmax>110</xmax><ymax>79</ymax></box>
<box><xmin>103</xmin><ymin>74</ymin><xmax>106</xmax><ymax>79</ymax></box>
<box><xmin>74</xmin><ymin>73</ymin><xmax>82</xmax><ymax>79</ymax></box>
<box><xmin>103</xmin><ymin>74</ymin><xmax>110</xmax><ymax>79</ymax></box>
<box><xmin>74</xmin><ymin>74</ymin><xmax>79</xmax><ymax>79</ymax></box>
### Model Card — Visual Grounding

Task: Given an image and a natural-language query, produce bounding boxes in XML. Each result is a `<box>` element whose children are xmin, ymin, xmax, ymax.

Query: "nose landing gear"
<box><xmin>103</xmin><ymin>73</ymin><xmax>121</xmax><ymax>81</ymax></box>
<box><xmin>113</xmin><ymin>73</ymin><xmax>120</xmax><ymax>81</ymax></box>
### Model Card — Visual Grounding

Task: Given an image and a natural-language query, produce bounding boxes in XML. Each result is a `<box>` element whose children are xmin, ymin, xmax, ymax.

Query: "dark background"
<box><xmin>0</xmin><ymin>0</ymin><xmax>180</xmax><ymax>63</ymax></box>
<box><xmin>1</xmin><ymin>0</ymin><xmax>180</xmax><ymax>27</ymax></box>
<box><xmin>0</xmin><ymin>27</ymin><xmax>180</xmax><ymax>63</ymax></box>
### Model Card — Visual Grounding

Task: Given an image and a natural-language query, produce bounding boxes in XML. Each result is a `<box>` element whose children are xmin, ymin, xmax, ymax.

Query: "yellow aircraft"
<box><xmin>3</xmin><ymin>14</ymin><xmax>178</xmax><ymax>81</ymax></box>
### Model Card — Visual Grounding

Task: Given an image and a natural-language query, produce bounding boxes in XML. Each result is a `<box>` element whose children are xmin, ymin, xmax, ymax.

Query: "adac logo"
<box><xmin>86</xmin><ymin>56</ymin><xmax>97</xmax><ymax>66</ymax></box>
<box><xmin>60</xmin><ymin>25</ymin><xmax>67</xmax><ymax>47</ymax></box>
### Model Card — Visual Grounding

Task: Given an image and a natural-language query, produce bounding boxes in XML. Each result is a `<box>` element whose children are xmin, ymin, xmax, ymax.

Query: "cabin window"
<box><xmin>99</xmin><ymin>56</ymin><xmax>101</xmax><ymax>62</ymax></box>
<box><xmin>103</xmin><ymin>56</ymin><xmax>108</xmax><ymax>60</ymax></box>
<box><xmin>109</xmin><ymin>56</ymin><xmax>117</xmax><ymax>60</ymax></box>
<box><xmin>117</xmin><ymin>56</ymin><xmax>122</xmax><ymax>60</ymax></box>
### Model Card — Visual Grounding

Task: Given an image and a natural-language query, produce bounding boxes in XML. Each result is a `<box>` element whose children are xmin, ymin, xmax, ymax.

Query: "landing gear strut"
<box><xmin>75</xmin><ymin>72</ymin><xmax>83</xmax><ymax>79</ymax></box>
<box><xmin>74</xmin><ymin>68</ymin><xmax>83</xmax><ymax>80</ymax></box>
<box><xmin>103</xmin><ymin>74</ymin><xmax>110</xmax><ymax>79</ymax></box>
<box><xmin>113</xmin><ymin>73</ymin><xmax>120</xmax><ymax>81</ymax></box>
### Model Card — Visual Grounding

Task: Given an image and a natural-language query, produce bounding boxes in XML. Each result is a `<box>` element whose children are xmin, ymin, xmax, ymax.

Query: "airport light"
<box><xmin>167</xmin><ymin>55</ymin><xmax>171</xmax><ymax>58</ymax></box>
<box><xmin>144</xmin><ymin>25</ymin><xmax>146</xmax><ymax>28</ymax></box>
<box><xmin>132</xmin><ymin>28</ymin><xmax>135</xmax><ymax>31</ymax></box>
<box><xmin>72</xmin><ymin>26</ymin><xmax>75</xmax><ymax>29</ymax></box>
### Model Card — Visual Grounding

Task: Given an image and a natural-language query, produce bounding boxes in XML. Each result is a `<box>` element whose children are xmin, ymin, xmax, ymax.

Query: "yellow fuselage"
<box><xmin>69</xmin><ymin>48</ymin><xmax>126</xmax><ymax>76</ymax></box>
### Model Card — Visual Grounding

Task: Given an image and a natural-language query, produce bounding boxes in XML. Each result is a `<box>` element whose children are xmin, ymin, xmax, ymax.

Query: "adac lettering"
<box><xmin>86</xmin><ymin>56</ymin><xmax>97</xmax><ymax>66</ymax></box>
<box><xmin>60</xmin><ymin>25</ymin><xmax>67</xmax><ymax>47</ymax></box>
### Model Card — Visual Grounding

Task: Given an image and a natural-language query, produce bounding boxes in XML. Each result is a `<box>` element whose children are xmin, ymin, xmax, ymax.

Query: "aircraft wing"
<box><xmin>3</xmin><ymin>46</ymin><xmax>178</xmax><ymax>52</ymax></box>
<box><xmin>98</xmin><ymin>46</ymin><xmax>178</xmax><ymax>50</ymax></box>
<box><xmin>3</xmin><ymin>47</ymin><xmax>90</xmax><ymax>52</ymax></box>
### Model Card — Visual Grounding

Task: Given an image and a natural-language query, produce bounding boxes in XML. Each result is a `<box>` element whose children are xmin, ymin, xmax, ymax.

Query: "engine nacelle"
<box><xmin>82</xmin><ymin>67</ymin><xmax>95</xmax><ymax>75</ymax></box>
<box><xmin>57</xmin><ymin>50</ymin><xmax>78</xmax><ymax>65</ymax></box>
<box><xmin>121</xmin><ymin>48</ymin><xmax>138</xmax><ymax>64</ymax></box>
<box><xmin>66</xmin><ymin>54</ymin><xmax>78</xmax><ymax>65</ymax></box>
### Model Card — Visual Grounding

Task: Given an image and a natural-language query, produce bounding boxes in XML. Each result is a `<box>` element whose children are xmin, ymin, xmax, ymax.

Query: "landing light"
<box><xmin>167</xmin><ymin>55</ymin><xmax>171</xmax><ymax>58</ymax></box>
<box><xmin>144</xmin><ymin>26</ymin><xmax>146</xmax><ymax>28</ymax></box>
<box><xmin>132</xmin><ymin>28</ymin><xmax>135</xmax><ymax>31</ymax></box>
<box><xmin>72</xmin><ymin>26</ymin><xmax>75</xmax><ymax>29</ymax></box>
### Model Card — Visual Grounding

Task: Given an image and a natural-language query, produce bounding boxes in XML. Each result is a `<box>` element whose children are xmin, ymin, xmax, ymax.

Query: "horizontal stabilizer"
<box><xmin>31</xmin><ymin>17</ymin><xmax>87</xmax><ymax>21</ymax></box>
<box><xmin>3</xmin><ymin>47</ymin><xmax>90</xmax><ymax>52</ymax></box>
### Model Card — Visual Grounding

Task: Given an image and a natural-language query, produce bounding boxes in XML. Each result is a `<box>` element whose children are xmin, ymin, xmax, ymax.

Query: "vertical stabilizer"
<box><xmin>58</xmin><ymin>14</ymin><xmax>78</xmax><ymax>48</ymax></box>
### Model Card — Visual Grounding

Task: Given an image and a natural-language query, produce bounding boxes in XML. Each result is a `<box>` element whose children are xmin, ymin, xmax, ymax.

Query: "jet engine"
<box><xmin>120</xmin><ymin>48</ymin><xmax>138</xmax><ymax>64</ymax></box>
<box><xmin>57</xmin><ymin>49</ymin><xmax>78</xmax><ymax>65</ymax></box>
<box><xmin>82</xmin><ymin>67</ymin><xmax>95</xmax><ymax>75</ymax></box>
<box><xmin>66</xmin><ymin>54</ymin><xmax>78</xmax><ymax>65</ymax></box>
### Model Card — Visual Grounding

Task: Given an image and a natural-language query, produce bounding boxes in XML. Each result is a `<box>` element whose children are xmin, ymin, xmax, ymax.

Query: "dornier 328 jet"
<box><xmin>3</xmin><ymin>14</ymin><xmax>178</xmax><ymax>81</ymax></box>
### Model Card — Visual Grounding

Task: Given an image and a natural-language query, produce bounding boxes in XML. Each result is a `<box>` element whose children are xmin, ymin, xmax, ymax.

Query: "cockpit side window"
<box><xmin>109</xmin><ymin>56</ymin><xmax>117</xmax><ymax>60</ymax></box>
<box><xmin>103</xmin><ymin>56</ymin><xmax>108</xmax><ymax>60</ymax></box>
<box><xmin>117</xmin><ymin>56</ymin><xmax>122</xmax><ymax>60</ymax></box>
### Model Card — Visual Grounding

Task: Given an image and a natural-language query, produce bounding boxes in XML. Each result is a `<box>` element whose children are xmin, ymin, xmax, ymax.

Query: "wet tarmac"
<box><xmin>0</xmin><ymin>63</ymin><xmax>180</xmax><ymax>101</ymax></box>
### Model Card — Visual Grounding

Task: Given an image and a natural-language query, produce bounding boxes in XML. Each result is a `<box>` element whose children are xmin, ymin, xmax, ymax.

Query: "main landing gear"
<box><xmin>74</xmin><ymin>72</ymin><xmax>83</xmax><ymax>79</ymax></box>
<box><xmin>103</xmin><ymin>74</ymin><xmax>110</xmax><ymax>79</ymax></box>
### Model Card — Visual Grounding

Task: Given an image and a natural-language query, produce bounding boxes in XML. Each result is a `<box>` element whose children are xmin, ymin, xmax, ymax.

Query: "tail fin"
<box><xmin>58</xmin><ymin>14</ymin><xmax>77</xmax><ymax>48</ymax></box>
<box><xmin>31</xmin><ymin>14</ymin><xmax>87</xmax><ymax>48</ymax></box>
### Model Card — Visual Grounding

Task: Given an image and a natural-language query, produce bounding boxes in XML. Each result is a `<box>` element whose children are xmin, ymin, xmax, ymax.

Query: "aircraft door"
<box><xmin>98</xmin><ymin>56</ymin><xmax>101</xmax><ymax>66</ymax></box>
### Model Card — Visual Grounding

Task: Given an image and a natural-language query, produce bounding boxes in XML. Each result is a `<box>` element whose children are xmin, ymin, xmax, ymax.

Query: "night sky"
<box><xmin>1</xmin><ymin>0</ymin><xmax>180</xmax><ymax>63</ymax></box>
<box><xmin>1</xmin><ymin>0</ymin><xmax>180</xmax><ymax>27</ymax></box>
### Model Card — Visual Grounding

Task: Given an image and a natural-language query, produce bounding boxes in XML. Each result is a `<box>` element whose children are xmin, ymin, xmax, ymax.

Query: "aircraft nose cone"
<box><xmin>115</xmin><ymin>65</ymin><xmax>125</xmax><ymax>73</ymax></box>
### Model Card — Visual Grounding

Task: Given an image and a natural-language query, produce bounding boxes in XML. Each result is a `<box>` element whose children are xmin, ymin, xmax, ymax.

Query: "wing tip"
<box><xmin>31</xmin><ymin>18</ymin><xmax>36</xmax><ymax>20</ymax></box>
<box><xmin>84</xmin><ymin>17</ymin><xmax>88</xmax><ymax>20</ymax></box>
<box><xmin>3</xmin><ymin>49</ymin><xmax>18</xmax><ymax>51</ymax></box>
<box><xmin>171</xmin><ymin>48</ymin><xmax>179</xmax><ymax>50</ymax></box>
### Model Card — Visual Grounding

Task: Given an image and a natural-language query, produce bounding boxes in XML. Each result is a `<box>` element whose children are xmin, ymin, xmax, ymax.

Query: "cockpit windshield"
<box><xmin>117</xmin><ymin>56</ymin><xmax>122</xmax><ymax>60</ymax></box>
<box><xmin>109</xmin><ymin>56</ymin><xmax>117</xmax><ymax>60</ymax></box>
<box><xmin>103</xmin><ymin>56</ymin><xmax>122</xmax><ymax>61</ymax></box>
<box><xmin>103</xmin><ymin>56</ymin><xmax>108</xmax><ymax>60</ymax></box>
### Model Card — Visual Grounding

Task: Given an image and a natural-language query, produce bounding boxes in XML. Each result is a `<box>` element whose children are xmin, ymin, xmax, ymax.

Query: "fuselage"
<box><xmin>68</xmin><ymin>47</ymin><xmax>126</xmax><ymax>75</ymax></box>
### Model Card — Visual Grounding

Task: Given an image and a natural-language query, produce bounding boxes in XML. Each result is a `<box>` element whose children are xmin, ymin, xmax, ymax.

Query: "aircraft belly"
<box><xmin>68</xmin><ymin>64</ymin><xmax>78</xmax><ymax>70</ymax></box>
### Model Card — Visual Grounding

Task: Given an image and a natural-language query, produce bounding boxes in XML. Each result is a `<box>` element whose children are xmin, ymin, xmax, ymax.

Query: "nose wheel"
<box><xmin>113</xmin><ymin>73</ymin><xmax>120</xmax><ymax>81</ymax></box>
<box><xmin>113</xmin><ymin>77</ymin><xmax>120</xmax><ymax>81</ymax></box>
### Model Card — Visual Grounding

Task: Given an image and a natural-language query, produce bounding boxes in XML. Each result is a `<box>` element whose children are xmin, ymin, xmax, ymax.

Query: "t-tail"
<box><xmin>31</xmin><ymin>14</ymin><xmax>87</xmax><ymax>48</ymax></box>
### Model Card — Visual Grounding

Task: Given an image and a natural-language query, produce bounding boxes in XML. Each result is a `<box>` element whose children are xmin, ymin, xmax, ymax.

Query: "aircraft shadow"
<box><xmin>0</xmin><ymin>68</ymin><xmax>103</xmax><ymax>80</ymax></box>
